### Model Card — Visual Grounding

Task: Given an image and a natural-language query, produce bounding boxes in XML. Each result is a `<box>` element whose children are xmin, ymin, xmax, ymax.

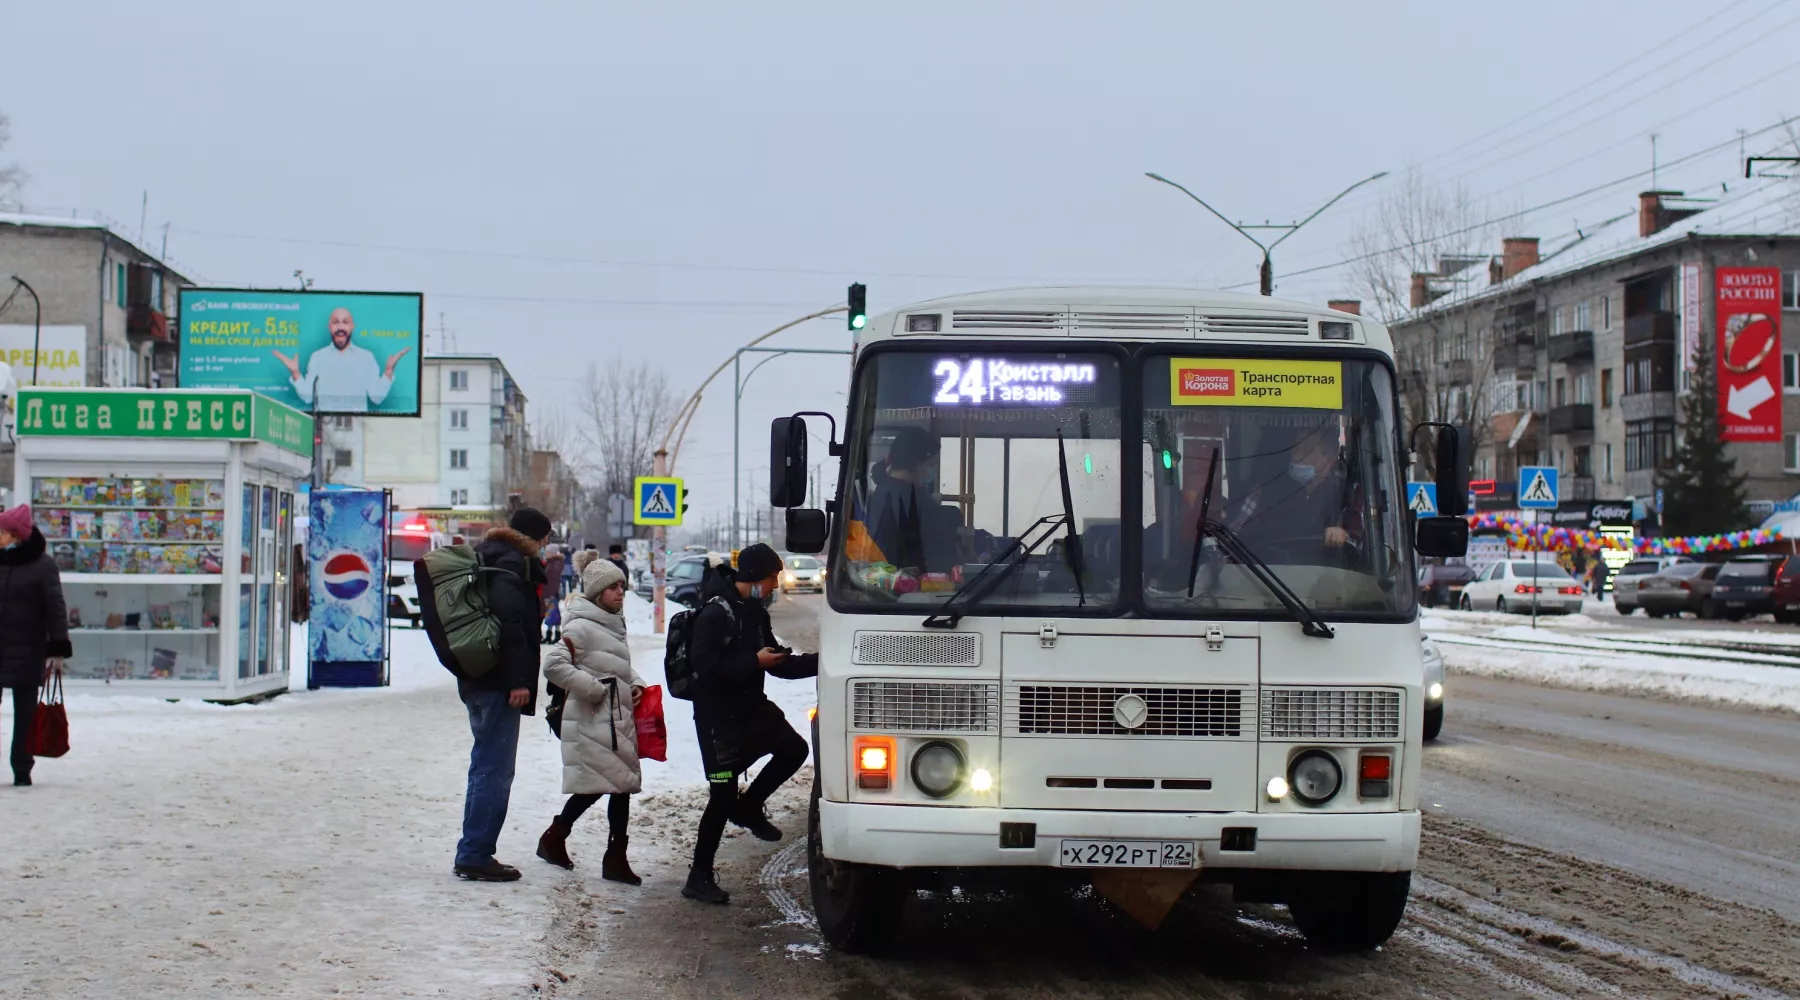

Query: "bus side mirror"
<box><xmin>1433</xmin><ymin>425</ymin><xmax>1469</xmax><ymax>518</ymax></box>
<box><xmin>1415</xmin><ymin>516</ymin><xmax>1469</xmax><ymax>558</ymax></box>
<box><xmin>786</xmin><ymin>508</ymin><xmax>828</xmax><ymax>554</ymax></box>
<box><xmin>770</xmin><ymin>416</ymin><xmax>808</xmax><ymax>508</ymax></box>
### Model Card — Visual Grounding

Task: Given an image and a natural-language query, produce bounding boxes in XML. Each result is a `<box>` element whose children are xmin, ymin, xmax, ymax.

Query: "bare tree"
<box><xmin>0</xmin><ymin>112</ymin><xmax>25</xmax><ymax>209</ymax></box>
<box><xmin>575</xmin><ymin>356</ymin><xmax>679</xmax><ymax>504</ymax></box>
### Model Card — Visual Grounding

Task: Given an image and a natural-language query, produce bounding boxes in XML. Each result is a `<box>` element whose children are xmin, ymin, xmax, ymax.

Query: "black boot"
<box><xmin>601</xmin><ymin>834</ymin><xmax>641</xmax><ymax>886</ymax></box>
<box><xmin>681</xmin><ymin>867</ymin><xmax>730</xmax><ymax>905</ymax></box>
<box><xmin>536</xmin><ymin>817</ymin><xmax>575</xmax><ymax>869</ymax></box>
<box><xmin>728</xmin><ymin>805</ymin><xmax>782</xmax><ymax>842</ymax></box>
<box><xmin>12</xmin><ymin>769</ymin><xmax>30</xmax><ymax>787</ymax></box>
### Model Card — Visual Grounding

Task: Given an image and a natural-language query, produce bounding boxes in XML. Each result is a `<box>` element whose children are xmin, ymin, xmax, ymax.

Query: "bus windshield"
<box><xmin>833</xmin><ymin>350</ymin><xmax>1123</xmax><ymax>610</ymax></box>
<box><xmin>1140</xmin><ymin>355</ymin><xmax>1410</xmax><ymax>617</ymax></box>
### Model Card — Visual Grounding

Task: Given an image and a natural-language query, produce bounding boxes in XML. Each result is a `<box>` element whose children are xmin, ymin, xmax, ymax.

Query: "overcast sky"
<box><xmin>5</xmin><ymin>1</ymin><xmax>1797</xmax><ymax>520</ymax></box>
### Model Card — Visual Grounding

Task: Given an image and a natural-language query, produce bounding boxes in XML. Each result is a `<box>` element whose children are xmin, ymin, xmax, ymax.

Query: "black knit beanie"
<box><xmin>508</xmin><ymin>507</ymin><xmax>552</xmax><ymax>542</ymax></box>
<box><xmin>735</xmin><ymin>542</ymin><xmax>783</xmax><ymax>582</ymax></box>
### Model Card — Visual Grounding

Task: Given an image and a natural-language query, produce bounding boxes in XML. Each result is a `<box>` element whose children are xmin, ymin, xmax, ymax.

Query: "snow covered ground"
<box><xmin>0</xmin><ymin>594</ymin><xmax>814</xmax><ymax>1000</ymax></box>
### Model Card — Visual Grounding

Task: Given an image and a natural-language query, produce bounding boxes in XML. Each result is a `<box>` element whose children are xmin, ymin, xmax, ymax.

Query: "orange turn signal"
<box><xmin>854</xmin><ymin>736</ymin><xmax>895</xmax><ymax>790</ymax></box>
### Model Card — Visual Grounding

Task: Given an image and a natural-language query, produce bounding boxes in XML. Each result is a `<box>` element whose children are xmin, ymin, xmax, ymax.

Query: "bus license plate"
<box><xmin>1057</xmin><ymin>839</ymin><xmax>1197</xmax><ymax>869</ymax></box>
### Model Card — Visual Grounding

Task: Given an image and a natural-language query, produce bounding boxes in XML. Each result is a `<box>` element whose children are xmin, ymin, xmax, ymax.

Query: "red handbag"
<box><xmin>30</xmin><ymin>671</ymin><xmax>69</xmax><ymax>759</ymax></box>
<box><xmin>634</xmin><ymin>684</ymin><xmax>668</xmax><ymax>762</ymax></box>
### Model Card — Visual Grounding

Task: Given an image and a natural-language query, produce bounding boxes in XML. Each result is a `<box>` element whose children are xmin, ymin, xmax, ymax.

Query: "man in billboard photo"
<box><xmin>272</xmin><ymin>306</ymin><xmax>411</xmax><ymax>413</ymax></box>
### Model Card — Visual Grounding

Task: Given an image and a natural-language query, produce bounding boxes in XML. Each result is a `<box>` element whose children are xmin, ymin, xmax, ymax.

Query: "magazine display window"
<box><xmin>12</xmin><ymin>388</ymin><xmax>313</xmax><ymax>701</ymax></box>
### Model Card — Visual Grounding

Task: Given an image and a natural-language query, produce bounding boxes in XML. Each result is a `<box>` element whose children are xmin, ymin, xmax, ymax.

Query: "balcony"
<box><xmin>1547</xmin><ymin>330</ymin><xmax>1593</xmax><ymax>365</ymax></box>
<box><xmin>1621</xmin><ymin>391</ymin><xmax>1677</xmax><ymax>422</ymax></box>
<box><xmin>1549</xmin><ymin>403</ymin><xmax>1595</xmax><ymax>435</ymax></box>
<box><xmin>1624</xmin><ymin>312</ymin><xmax>1675</xmax><ymax>348</ymax></box>
<box><xmin>1561</xmin><ymin>475</ymin><xmax>1596</xmax><ymax>501</ymax></box>
<box><xmin>1437</xmin><ymin>357</ymin><xmax>1473</xmax><ymax>383</ymax></box>
<box><xmin>126</xmin><ymin>304</ymin><xmax>169</xmax><ymax>342</ymax></box>
<box><xmin>1493</xmin><ymin>341</ymin><xmax>1537</xmax><ymax>372</ymax></box>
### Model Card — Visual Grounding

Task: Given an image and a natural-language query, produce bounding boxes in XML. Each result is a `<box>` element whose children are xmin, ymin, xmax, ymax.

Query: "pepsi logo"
<box><xmin>322</xmin><ymin>552</ymin><xmax>373</xmax><ymax>600</ymax></box>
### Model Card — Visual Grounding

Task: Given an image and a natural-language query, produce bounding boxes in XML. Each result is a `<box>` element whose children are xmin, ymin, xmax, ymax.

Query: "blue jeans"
<box><xmin>455</xmin><ymin>689</ymin><xmax>522</xmax><ymax>867</ymax></box>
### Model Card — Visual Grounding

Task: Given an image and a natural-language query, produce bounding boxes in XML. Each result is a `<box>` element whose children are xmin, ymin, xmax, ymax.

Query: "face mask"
<box><xmin>748</xmin><ymin>583</ymin><xmax>777</xmax><ymax>608</ymax></box>
<box><xmin>1288</xmin><ymin>462</ymin><xmax>1318</xmax><ymax>486</ymax></box>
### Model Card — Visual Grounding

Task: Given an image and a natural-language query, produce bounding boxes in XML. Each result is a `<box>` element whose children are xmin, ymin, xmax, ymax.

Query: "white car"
<box><xmin>780</xmin><ymin>555</ymin><xmax>826</xmax><ymax>594</ymax></box>
<box><xmin>1421</xmin><ymin>636</ymin><xmax>1445</xmax><ymax>741</ymax></box>
<box><xmin>1457</xmin><ymin>559</ymin><xmax>1585</xmax><ymax>615</ymax></box>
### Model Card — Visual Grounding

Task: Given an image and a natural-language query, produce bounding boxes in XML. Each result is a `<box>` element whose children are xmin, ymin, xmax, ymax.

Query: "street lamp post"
<box><xmin>6</xmin><ymin>277</ymin><xmax>42</xmax><ymax>383</ymax></box>
<box><xmin>1144</xmin><ymin>170</ymin><xmax>1389</xmax><ymax>295</ymax></box>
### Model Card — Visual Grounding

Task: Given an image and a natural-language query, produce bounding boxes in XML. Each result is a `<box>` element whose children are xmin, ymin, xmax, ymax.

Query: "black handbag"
<box><xmin>544</xmin><ymin>637</ymin><xmax>573</xmax><ymax>737</ymax></box>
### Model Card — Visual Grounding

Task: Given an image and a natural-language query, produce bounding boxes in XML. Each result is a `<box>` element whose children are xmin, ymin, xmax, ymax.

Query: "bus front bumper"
<box><xmin>819</xmin><ymin>800</ymin><xmax>1419</xmax><ymax>873</ymax></box>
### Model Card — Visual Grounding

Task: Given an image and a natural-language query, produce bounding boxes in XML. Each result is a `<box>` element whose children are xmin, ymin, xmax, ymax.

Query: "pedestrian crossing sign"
<box><xmin>633</xmin><ymin>476</ymin><xmax>684</xmax><ymax>526</ymax></box>
<box><xmin>1407</xmin><ymin>482</ymin><xmax>1438</xmax><ymax>516</ymax></box>
<box><xmin>1518</xmin><ymin>466</ymin><xmax>1559</xmax><ymax>509</ymax></box>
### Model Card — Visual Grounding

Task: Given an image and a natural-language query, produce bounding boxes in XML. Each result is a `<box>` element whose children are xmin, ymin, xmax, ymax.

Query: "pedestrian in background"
<box><xmin>0</xmin><ymin>504</ymin><xmax>70</xmax><ymax>787</ymax></box>
<box><xmin>537</xmin><ymin>550</ymin><xmax>645</xmax><ymax>883</ymax></box>
<box><xmin>451</xmin><ymin>507</ymin><xmax>551</xmax><ymax>882</ymax></box>
<box><xmin>540</xmin><ymin>544</ymin><xmax>567</xmax><ymax>644</ymax></box>
<box><xmin>607</xmin><ymin>543</ymin><xmax>630</xmax><ymax>581</ymax></box>
<box><xmin>682</xmin><ymin>543</ymin><xmax>818</xmax><ymax>905</ymax></box>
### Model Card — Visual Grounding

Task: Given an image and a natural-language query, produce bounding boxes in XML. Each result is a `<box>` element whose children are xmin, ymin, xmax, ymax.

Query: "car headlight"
<box><xmin>1287</xmin><ymin>750</ymin><xmax>1343</xmax><ymax>806</ymax></box>
<box><xmin>910</xmin><ymin>741</ymin><xmax>966</xmax><ymax>798</ymax></box>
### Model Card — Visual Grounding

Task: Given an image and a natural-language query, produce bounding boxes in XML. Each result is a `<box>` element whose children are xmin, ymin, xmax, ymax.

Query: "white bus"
<box><xmin>769</xmin><ymin>286</ymin><xmax>1469</xmax><ymax>953</ymax></box>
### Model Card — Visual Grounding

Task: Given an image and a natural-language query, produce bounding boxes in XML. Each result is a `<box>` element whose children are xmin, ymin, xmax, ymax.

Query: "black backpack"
<box><xmin>664</xmin><ymin>597</ymin><xmax>734</xmax><ymax>701</ymax></box>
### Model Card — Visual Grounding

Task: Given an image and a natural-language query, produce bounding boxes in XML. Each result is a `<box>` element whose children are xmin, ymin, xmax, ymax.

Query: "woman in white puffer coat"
<box><xmin>535</xmin><ymin>551</ymin><xmax>645</xmax><ymax>884</ymax></box>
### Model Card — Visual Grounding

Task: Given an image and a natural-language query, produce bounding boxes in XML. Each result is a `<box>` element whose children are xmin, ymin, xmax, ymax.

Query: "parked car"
<box><xmin>1636</xmin><ymin>562</ymin><xmax>1723</xmax><ymax>618</ymax></box>
<box><xmin>1610</xmin><ymin>556</ymin><xmax>1692</xmax><ymax>616</ymax></box>
<box><xmin>1710</xmin><ymin>555</ymin><xmax>1788</xmax><ymax>621</ymax></box>
<box><xmin>664</xmin><ymin>555</ymin><xmax>709</xmax><ymax>608</ymax></box>
<box><xmin>386</xmin><ymin>526</ymin><xmax>448</xmax><ymax>627</ymax></box>
<box><xmin>1458</xmin><ymin>559</ymin><xmax>1586</xmax><ymax>614</ymax></box>
<box><xmin>781</xmin><ymin>555</ymin><xmax>826</xmax><ymax>594</ymax></box>
<box><xmin>1418</xmin><ymin>563</ymin><xmax>1476</xmax><ymax>609</ymax></box>
<box><xmin>1771</xmin><ymin>556</ymin><xmax>1800</xmax><ymax>624</ymax></box>
<box><xmin>1421</xmin><ymin>636</ymin><xmax>1445</xmax><ymax>741</ymax></box>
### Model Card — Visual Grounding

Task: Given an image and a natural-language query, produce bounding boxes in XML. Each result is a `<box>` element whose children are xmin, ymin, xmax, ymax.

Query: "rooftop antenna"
<box><xmin>1650</xmin><ymin>133</ymin><xmax>1659</xmax><ymax>189</ymax></box>
<box><xmin>138</xmin><ymin>190</ymin><xmax>148</xmax><ymax>245</ymax></box>
<box><xmin>293</xmin><ymin>269</ymin><xmax>313</xmax><ymax>291</ymax></box>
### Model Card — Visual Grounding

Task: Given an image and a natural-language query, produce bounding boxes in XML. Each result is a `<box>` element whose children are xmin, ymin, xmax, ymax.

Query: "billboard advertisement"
<box><xmin>0</xmin><ymin>324</ymin><xmax>87</xmax><ymax>386</ymax></box>
<box><xmin>307</xmin><ymin>489</ymin><xmax>390</xmax><ymax>687</ymax></box>
<box><xmin>178</xmin><ymin>289</ymin><xmax>423</xmax><ymax>416</ymax></box>
<box><xmin>1715</xmin><ymin>267</ymin><xmax>1782</xmax><ymax>443</ymax></box>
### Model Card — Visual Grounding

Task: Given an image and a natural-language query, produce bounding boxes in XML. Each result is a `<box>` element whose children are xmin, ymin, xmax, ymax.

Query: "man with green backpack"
<box><xmin>416</xmin><ymin>507</ymin><xmax>553</xmax><ymax>882</ymax></box>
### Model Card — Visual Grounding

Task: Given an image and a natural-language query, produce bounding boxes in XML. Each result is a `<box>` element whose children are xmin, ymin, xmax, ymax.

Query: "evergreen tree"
<box><xmin>1657</xmin><ymin>333</ymin><xmax>1748</xmax><ymax>536</ymax></box>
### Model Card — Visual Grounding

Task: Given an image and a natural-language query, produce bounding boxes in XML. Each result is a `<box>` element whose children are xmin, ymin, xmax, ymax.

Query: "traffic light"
<box><xmin>848</xmin><ymin>282</ymin><xmax>867</xmax><ymax>331</ymax></box>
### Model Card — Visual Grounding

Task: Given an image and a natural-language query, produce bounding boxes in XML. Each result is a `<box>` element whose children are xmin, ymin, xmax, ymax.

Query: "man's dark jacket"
<box><xmin>689</xmin><ymin>563</ymin><xmax>816</xmax><ymax>772</ymax></box>
<box><xmin>0</xmin><ymin>528</ymin><xmax>72</xmax><ymax>688</ymax></box>
<box><xmin>419</xmin><ymin>526</ymin><xmax>546</xmax><ymax>715</ymax></box>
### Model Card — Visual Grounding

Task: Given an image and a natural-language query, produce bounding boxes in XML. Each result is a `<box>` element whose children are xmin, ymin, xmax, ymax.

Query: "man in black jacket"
<box><xmin>451</xmin><ymin>508</ymin><xmax>551</xmax><ymax>882</ymax></box>
<box><xmin>683</xmin><ymin>543</ymin><xmax>818</xmax><ymax>905</ymax></box>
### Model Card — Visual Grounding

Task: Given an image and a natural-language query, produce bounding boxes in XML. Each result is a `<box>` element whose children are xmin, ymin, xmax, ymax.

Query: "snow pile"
<box><xmin>1438</xmin><ymin>640</ymin><xmax>1800</xmax><ymax>714</ymax></box>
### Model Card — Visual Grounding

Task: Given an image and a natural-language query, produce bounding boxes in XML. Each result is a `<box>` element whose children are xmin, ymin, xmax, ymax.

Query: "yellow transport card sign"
<box><xmin>1169</xmin><ymin>358</ymin><xmax>1343</xmax><ymax>409</ymax></box>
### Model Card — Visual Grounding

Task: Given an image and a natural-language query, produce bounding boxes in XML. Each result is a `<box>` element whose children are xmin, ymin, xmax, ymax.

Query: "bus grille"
<box><xmin>851</xmin><ymin>681</ymin><xmax>998</xmax><ymax>733</ymax></box>
<box><xmin>1260</xmin><ymin>688</ymin><xmax>1402</xmax><ymax>741</ymax></box>
<box><xmin>853</xmin><ymin>631</ymin><xmax>981</xmax><ymax>666</ymax></box>
<box><xmin>1008</xmin><ymin>684</ymin><xmax>1245</xmax><ymax>738</ymax></box>
<box><xmin>1198</xmin><ymin>314</ymin><xmax>1310</xmax><ymax>336</ymax></box>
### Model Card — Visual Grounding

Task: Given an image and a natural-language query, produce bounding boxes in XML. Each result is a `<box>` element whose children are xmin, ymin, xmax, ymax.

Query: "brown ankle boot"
<box><xmin>601</xmin><ymin>834</ymin><xmax>641</xmax><ymax>885</ymax></box>
<box><xmin>536</xmin><ymin>818</ymin><xmax>575</xmax><ymax>869</ymax></box>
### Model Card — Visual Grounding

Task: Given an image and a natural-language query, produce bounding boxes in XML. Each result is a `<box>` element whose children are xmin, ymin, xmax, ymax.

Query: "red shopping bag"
<box><xmin>30</xmin><ymin>672</ymin><xmax>69</xmax><ymax>759</ymax></box>
<box><xmin>634</xmin><ymin>684</ymin><xmax>668</xmax><ymax>762</ymax></box>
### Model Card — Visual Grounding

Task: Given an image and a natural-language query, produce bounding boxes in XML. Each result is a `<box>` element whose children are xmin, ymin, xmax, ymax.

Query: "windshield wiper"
<box><xmin>1183</xmin><ymin>447</ymin><xmax>1335</xmax><ymax>639</ymax></box>
<box><xmin>922</xmin><ymin>513</ymin><xmax>1067</xmax><ymax>629</ymax></box>
<box><xmin>1056</xmin><ymin>428</ymin><xmax>1086</xmax><ymax>607</ymax></box>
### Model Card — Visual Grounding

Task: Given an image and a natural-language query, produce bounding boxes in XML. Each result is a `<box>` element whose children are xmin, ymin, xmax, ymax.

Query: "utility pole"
<box><xmin>1145</xmin><ymin>170</ymin><xmax>1389</xmax><ymax>295</ymax></box>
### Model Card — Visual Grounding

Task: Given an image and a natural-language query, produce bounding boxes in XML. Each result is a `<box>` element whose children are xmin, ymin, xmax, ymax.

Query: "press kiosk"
<box><xmin>12</xmin><ymin>388</ymin><xmax>313</xmax><ymax>701</ymax></box>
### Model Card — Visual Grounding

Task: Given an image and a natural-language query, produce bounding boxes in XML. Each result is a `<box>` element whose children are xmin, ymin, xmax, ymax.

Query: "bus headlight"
<box><xmin>1288</xmin><ymin>750</ymin><xmax>1343</xmax><ymax>806</ymax></box>
<box><xmin>1427</xmin><ymin>682</ymin><xmax>1444</xmax><ymax>701</ymax></box>
<box><xmin>970</xmin><ymin>767</ymin><xmax>993</xmax><ymax>793</ymax></box>
<box><xmin>910</xmin><ymin>741</ymin><xmax>966</xmax><ymax>798</ymax></box>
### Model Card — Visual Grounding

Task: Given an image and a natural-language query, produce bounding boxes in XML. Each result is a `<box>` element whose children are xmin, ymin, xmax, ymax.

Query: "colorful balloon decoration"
<box><xmin>1634</xmin><ymin>528</ymin><xmax>1782</xmax><ymax>556</ymax></box>
<box><xmin>1466</xmin><ymin>513</ymin><xmax>1783</xmax><ymax>555</ymax></box>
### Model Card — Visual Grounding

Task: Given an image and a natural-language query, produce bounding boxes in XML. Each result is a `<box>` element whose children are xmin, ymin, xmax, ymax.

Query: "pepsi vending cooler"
<box><xmin>306</xmin><ymin>489</ymin><xmax>390</xmax><ymax>688</ymax></box>
<box><xmin>10</xmin><ymin>388</ymin><xmax>313</xmax><ymax>702</ymax></box>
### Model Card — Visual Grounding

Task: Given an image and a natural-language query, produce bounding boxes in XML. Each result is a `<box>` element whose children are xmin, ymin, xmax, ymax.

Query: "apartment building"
<box><xmin>1386</xmin><ymin>182</ymin><xmax>1800</xmax><ymax>521</ymax></box>
<box><xmin>322</xmin><ymin>354</ymin><xmax>535</xmax><ymax>519</ymax></box>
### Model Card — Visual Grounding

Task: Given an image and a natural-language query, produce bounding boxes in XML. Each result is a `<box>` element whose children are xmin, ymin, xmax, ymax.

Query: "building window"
<box><xmin>333</xmin><ymin>449</ymin><xmax>354</xmax><ymax>469</ymax></box>
<box><xmin>330</xmin><ymin>415</ymin><xmax>355</xmax><ymax>430</ymax></box>
<box><xmin>1574</xmin><ymin>371</ymin><xmax>1593</xmax><ymax>404</ymax></box>
<box><xmin>115</xmin><ymin>262</ymin><xmax>127</xmax><ymax>308</ymax></box>
<box><xmin>1600</xmin><ymin>368</ymin><xmax>1613</xmax><ymax>407</ymax></box>
<box><xmin>449</xmin><ymin>449</ymin><xmax>468</xmax><ymax>470</ymax></box>
<box><xmin>1550</xmin><ymin>308</ymin><xmax>1565</xmax><ymax>336</ymax></box>
<box><xmin>1785</xmin><ymin>270</ymin><xmax>1800</xmax><ymax>310</ymax></box>
<box><xmin>450</xmin><ymin>408</ymin><xmax>468</xmax><ymax>430</ymax></box>
<box><xmin>449</xmin><ymin>369</ymin><xmax>469</xmax><ymax>390</ymax></box>
<box><xmin>1625</xmin><ymin>419</ymin><xmax>1675</xmax><ymax>473</ymax></box>
<box><xmin>1574</xmin><ymin>300</ymin><xmax>1591</xmax><ymax>332</ymax></box>
<box><xmin>450</xmin><ymin>488</ymin><xmax>469</xmax><ymax>505</ymax></box>
<box><xmin>1573</xmin><ymin>445</ymin><xmax>1592</xmax><ymax>477</ymax></box>
<box><xmin>1786</xmin><ymin>352</ymin><xmax>1800</xmax><ymax>393</ymax></box>
<box><xmin>1602</xmin><ymin>294</ymin><xmax>1612</xmax><ymax>330</ymax></box>
<box><xmin>1603</xmin><ymin>443</ymin><xmax>1614</xmax><ymax>482</ymax></box>
<box><xmin>1553</xmin><ymin>378</ymin><xmax>1566</xmax><ymax>408</ymax></box>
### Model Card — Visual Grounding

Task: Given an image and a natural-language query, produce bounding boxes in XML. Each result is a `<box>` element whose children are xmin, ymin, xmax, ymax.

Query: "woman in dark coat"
<box><xmin>0</xmin><ymin>504</ymin><xmax>70</xmax><ymax>786</ymax></box>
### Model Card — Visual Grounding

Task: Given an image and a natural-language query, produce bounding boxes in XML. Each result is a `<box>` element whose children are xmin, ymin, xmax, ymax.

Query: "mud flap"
<box><xmin>1089</xmin><ymin>869</ymin><xmax>1201</xmax><ymax>931</ymax></box>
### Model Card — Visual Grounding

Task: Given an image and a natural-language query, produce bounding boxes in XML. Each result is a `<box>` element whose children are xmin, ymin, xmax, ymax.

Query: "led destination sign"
<box><xmin>931</xmin><ymin>357</ymin><xmax>1099</xmax><ymax>406</ymax></box>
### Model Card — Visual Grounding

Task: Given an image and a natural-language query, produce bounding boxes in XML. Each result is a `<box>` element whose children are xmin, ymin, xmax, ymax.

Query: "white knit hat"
<box><xmin>580</xmin><ymin>554</ymin><xmax>627</xmax><ymax>601</ymax></box>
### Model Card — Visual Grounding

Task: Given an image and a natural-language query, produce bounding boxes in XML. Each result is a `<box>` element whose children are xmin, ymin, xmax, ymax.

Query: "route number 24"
<box><xmin>934</xmin><ymin>359</ymin><xmax>988</xmax><ymax>404</ymax></box>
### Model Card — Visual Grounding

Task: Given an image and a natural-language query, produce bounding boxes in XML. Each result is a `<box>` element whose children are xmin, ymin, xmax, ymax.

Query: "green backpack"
<box><xmin>416</xmin><ymin>543</ymin><xmax>520</xmax><ymax>679</ymax></box>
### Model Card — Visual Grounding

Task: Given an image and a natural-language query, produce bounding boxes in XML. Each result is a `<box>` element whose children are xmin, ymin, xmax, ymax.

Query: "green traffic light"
<box><xmin>1161</xmin><ymin>450</ymin><xmax>1173</xmax><ymax>470</ymax></box>
<box><xmin>851</xmin><ymin>315</ymin><xmax>867</xmax><ymax>330</ymax></box>
<box><xmin>1083</xmin><ymin>454</ymin><xmax>1093</xmax><ymax>475</ymax></box>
